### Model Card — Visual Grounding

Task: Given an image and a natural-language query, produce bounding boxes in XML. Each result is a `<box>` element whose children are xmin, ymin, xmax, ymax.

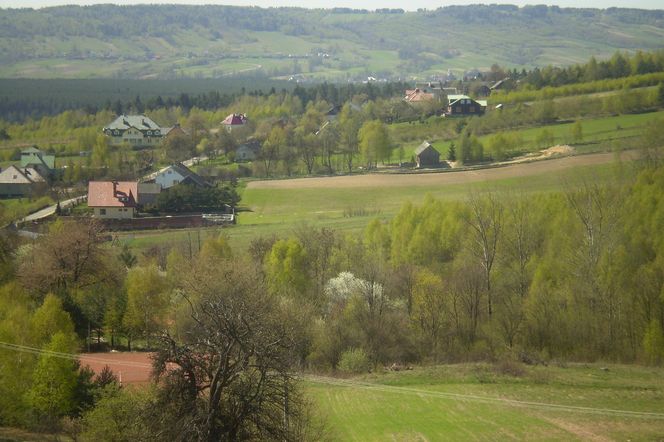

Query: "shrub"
<box><xmin>338</xmin><ymin>348</ymin><xmax>370</xmax><ymax>374</ymax></box>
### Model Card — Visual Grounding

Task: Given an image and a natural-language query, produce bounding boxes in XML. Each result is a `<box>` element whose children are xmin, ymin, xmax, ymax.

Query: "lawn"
<box><xmin>308</xmin><ymin>363</ymin><xmax>664</xmax><ymax>441</ymax></box>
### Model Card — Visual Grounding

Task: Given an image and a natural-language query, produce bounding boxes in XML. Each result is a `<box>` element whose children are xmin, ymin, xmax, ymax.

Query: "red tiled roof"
<box><xmin>222</xmin><ymin>113</ymin><xmax>247</xmax><ymax>125</ymax></box>
<box><xmin>404</xmin><ymin>89</ymin><xmax>435</xmax><ymax>102</ymax></box>
<box><xmin>87</xmin><ymin>181</ymin><xmax>138</xmax><ymax>208</ymax></box>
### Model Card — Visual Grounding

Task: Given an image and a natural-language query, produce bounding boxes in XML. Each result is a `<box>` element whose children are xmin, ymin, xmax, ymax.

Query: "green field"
<box><xmin>118</xmin><ymin>158</ymin><xmax>626</xmax><ymax>252</ymax></box>
<box><xmin>309</xmin><ymin>363</ymin><xmax>664</xmax><ymax>441</ymax></box>
<box><xmin>404</xmin><ymin>110</ymin><xmax>664</xmax><ymax>161</ymax></box>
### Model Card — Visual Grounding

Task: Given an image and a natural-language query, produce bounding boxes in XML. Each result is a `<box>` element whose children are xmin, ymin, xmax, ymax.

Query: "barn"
<box><xmin>414</xmin><ymin>141</ymin><xmax>440</xmax><ymax>168</ymax></box>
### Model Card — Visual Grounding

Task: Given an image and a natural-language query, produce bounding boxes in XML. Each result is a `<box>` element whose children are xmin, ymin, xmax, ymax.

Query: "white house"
<box><xmin>154</xmin><ymin>163</ymin><xmax>209</xmax><ymax>190</ymax></box>
<box><xmin>103</xmin><ymin>115</ymin><xmax>164</xmax><ymax>147</ymax></box>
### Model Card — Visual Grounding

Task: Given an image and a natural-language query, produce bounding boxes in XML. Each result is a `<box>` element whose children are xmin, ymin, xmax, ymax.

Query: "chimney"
<box><xmin>112</xmin><ymin>180</ymin><xmax>118</xmax><ymax>196</ymax></box>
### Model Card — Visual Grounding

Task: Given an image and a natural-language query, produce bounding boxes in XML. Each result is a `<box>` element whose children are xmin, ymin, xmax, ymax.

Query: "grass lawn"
<box><xmin>308</xmin><ymin>363</ymin><xmax>664</xmax><ymax>441</ymax></box>
<box><xmin>0</xmin><ymin>196</ymin><xmax>54</xmax><ymax>225</ymax></box>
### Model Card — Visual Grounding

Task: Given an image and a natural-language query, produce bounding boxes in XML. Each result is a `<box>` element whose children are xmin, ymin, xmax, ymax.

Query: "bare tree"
<box><xmin>465</xmin><ymin>191</ymin><xmax>503</xmax><ymax>318</ymax></box>
<box><xmin>151</xmin><ymin>259</ymin><xmax>310</xmax><ymax>441</ymax></box>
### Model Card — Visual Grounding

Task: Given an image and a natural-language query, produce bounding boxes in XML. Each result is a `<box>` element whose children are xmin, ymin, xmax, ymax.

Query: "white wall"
<box><xmin>155</xmin><ymin>167</ymin><xmax>185</xmax><ymax>189</ymax></box>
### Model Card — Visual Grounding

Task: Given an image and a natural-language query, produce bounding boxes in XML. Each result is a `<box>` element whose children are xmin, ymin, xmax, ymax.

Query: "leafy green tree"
<box><xmin>570</xmin><ymin>120</ymin><xmax>584</xmax><ymax>142</ymax></box>
<box><xmin>162</xmin><ymin>132</ymin><xmax>195</xmax><ymax>163</ymax></box>
<box><xmin>359</xmin><ymin>120</ymin><xmax>391</xmax><ymax>168</ymax></box>
<box><xmin>412</xmin><ymin>268</ymin><xmax>448</xmax><ymax>359</ymax></box>
<box><xmin>447</xmin><ymin>142</ymin><xmax>456</xmax><ymax>162</ymax></box>
<box><xmin>30</xmin><ymin>293</ymin><xmax>76</xmax><ymax>345</ymax></box>
<box><xmin>643</xmin><ymin>319</ymin><xmax>664</xmax><ymax>365</ymax></box>
<box><xmin>123</xmin><ymin>265</ymin><xmax>169</xmax><ymax>349</ymax></box>
<box><xmin>199</xmin><ymin>233</ymin><xmax>233</xmax><ymax>262</ymax></box>
<box><xmin>80</xmin><ymin>386</ymin><xmax>153</xmax><ymax>441</ymax></box>
<box><xmin>267</xmin><ymin>238</ymin><xmax>309</xmax><ymax>299</ymax></box>
<box><xmin>155</xmin><ymin>184</ymin><xmax>240</xmax><ymax>213</ymax></box>
<box><xmin>338</xmin><ymin>103</ymin><xmax>363</xmax><ymax>172</ymax></box>
<box><xmin>535</xmin><ymin>128</ymin><xmax>554</xmax><ymax>147</ymax></box>
<box><xmin>25</xmin><ymin>332</ymin><xmax>79</xmax><ymax>422</ymax></box>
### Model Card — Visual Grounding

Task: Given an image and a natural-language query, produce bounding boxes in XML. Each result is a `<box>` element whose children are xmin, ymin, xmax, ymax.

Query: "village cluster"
<box><xmin>2</xmin><ymin>80</ymin><xmax>506</xmax><ymax>224</ymax></box>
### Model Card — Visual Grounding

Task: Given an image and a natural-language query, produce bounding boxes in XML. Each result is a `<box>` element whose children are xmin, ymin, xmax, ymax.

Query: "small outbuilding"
<box><xmin>414</xmin><ymin>141</ymin><xmax>440</xmax><ymax>168</ymax></box>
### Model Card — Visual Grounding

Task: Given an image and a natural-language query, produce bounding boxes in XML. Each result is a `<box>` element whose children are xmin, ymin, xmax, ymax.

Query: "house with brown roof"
<box><xmin>221</xmin><ymin>113</ymin><xmax>248</xmax><ymax>132</ymax></box>
<box><xmin>87</xmin><ymin>181</ymin><xmax>138</xmax><ymax>219</ymax></box>
<box><xmin>405</xmin><ymin>82</ymin><xmax>447</xmax><ymax>103</ymax></box>
<box><xmin>404</xmin><ymin>88</ymin><xmax>436</xmax><ymax>103</ymax></box>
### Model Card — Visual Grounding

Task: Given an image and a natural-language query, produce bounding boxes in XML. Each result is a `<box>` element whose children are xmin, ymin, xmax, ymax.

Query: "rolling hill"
<box><xmin>1</xmin><ymin>4</ymin><xmax>664</xmax><ymax>79</ymax></box>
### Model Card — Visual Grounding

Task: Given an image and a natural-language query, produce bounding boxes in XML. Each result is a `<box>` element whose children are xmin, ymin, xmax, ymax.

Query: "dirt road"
<box><xmin>248</xmin><ymin>151</ymin><xmax>632</xmax><ymax>190</ymax></box>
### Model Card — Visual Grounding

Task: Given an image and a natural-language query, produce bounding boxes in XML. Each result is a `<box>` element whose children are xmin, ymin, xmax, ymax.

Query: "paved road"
<box><xmin>20</xmin><ymin>195</ymin><xmax>87</xmax><ymax>223</ymax></box>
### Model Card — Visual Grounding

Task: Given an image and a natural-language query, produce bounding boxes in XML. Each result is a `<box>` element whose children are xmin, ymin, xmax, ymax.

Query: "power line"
<box><xmin>0</xmin><ymin>341</ymin><xmax>153</xmax><ymax>369</ymax></box>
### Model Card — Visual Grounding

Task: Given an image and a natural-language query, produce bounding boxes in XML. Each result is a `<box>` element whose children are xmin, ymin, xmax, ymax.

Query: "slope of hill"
<box><xmin>1</xmin><ymin>4</ymin><xmax>664</xmax><ymax>79</ymax></box>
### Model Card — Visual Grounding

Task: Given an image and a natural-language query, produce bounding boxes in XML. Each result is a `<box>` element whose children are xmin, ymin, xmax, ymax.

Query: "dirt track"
<box><xmin>248</xmin><ymin>151</ymin><xmax>631</xmax><ymax>190</ymax></box>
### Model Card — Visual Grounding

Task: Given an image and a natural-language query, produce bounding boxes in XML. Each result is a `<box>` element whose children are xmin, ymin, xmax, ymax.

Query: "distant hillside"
<box><xmin>1</xmin><ymin>4</ymin><xmax>664</xmax><ymax>79</ymax></box>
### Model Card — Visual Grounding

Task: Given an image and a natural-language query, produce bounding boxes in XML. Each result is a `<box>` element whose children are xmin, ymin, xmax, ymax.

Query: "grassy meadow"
<box><xmin>396</xmin><ymin>109</ymin><xmax>664</xmax><ymax>162</ymax></box>
<box><xmin>308</xmin><ymin>363</ymin><xmax>664</xmax><ymax>441</ymax></box>
<box><xmin>118</xmin><ymin>158</ymin><xmax>628</xmax><ymax>252</ymax></box>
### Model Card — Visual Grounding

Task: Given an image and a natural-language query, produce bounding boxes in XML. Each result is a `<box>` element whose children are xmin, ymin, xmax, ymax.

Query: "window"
<box><xmin>99</xmin><ymin>208</ymin><xmax>106</xmax><ymax>215</ymax></box>
<box><xmin>167</xmin><ymin>170</ymin><xmax>172</xmax><ymax>174</ymax></box>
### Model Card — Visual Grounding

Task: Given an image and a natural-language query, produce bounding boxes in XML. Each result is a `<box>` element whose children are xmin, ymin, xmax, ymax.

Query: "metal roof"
<box><xmin>104</xmin><ymin>115</ymin><xmax>161</xmax><ymax>131</ymax></box>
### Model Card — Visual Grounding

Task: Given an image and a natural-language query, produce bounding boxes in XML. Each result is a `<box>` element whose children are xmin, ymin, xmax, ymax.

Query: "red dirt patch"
<box><xmin>79</xmin><ymin>352</ymin><xmax>153</xmax><ymax>384</ymax></box>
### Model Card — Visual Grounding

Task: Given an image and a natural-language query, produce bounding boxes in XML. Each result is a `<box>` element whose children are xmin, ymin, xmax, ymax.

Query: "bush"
<box><xmin>338</xmin><ymin>348</ymin><xmax>370</xmax><ymax>374</ymax></box>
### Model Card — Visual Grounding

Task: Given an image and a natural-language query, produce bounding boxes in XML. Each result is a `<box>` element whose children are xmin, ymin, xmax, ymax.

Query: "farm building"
<box><xmin>447</xmin><ymin>95</ymin><xmax>487</xmax><ymax>116</ymax></box>
<box><xmin>414</xmin><ymin>142</ymin><xmax>440</xmax><ymax>168</ymax></box>
<box><xmin>88</xmin><ymin>181</ymin><xmax>138</xmax><ymax>219</ymax></box>
<box><xmin>103</xmin><ymin>115</ymin><xmax>164</xmax><ymax>148</ymax></box>
<box><xmin>154</xmin><ymin>163</ymin><xmax>209</xmax><ymax>189</ymax></box>
<box><xmin>0</xmin><ymin>165</ymin><xmax>47</xmax><ymax>198</ymax></box>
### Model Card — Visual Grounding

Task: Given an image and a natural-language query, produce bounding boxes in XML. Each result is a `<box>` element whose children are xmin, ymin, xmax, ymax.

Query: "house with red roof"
<box><xmin>87</xmin><ymin>181</ymin><xmax>138</xmax><ymax>219</ymax></box>
<box><xmin>404</xmin><ymin>88</ymin><xmax>436</xmax><ymax>103</ymax></box>
<box><xmin>221</xmin><ymin>113</ymin><xmax>248</xmax><ymax>132</ymax></box>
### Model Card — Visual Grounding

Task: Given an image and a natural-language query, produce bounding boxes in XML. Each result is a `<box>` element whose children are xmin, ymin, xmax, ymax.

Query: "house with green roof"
<box><xmin>446</xmin><ymin>95</ymin><xmax>487</xmax><ymax>116</ymax></box>
<box><xmin>21</xmin><ymin>147</ymin><xmax>55</xmax><ymax>179</ymax></box>
<box><xmin>103</xmin><ymin>114</ymin><xmax>164</xmax><ymax>148</ymax></box>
